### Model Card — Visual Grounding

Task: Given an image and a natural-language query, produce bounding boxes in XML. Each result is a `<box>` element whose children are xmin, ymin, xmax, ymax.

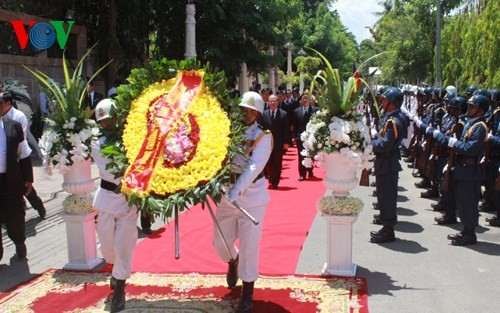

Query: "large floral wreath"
<box><xmin>101</xmin><ymin>59</ymin><xmax>245</xmax><ymax>219</ymax></box>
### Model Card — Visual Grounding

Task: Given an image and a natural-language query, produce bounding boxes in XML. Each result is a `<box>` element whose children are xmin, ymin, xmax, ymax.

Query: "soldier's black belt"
<box><xmin>456</xmin><ymin>156</ymin><xmax>478</xmax><ymax>166</ymax></box>
<box><xmin>101</xmin><ymin>179</ymin><xmax>119</xmax><ymax>191</ymax></box>
<box><xmin>230</xmin><ymin>172</ymin><xmax>265</xmax><ymax>184</ymax></box>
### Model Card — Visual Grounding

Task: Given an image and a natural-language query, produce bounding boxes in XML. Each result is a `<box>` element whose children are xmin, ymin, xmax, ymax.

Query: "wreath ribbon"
<box><xmin>122</xmin><ymin>71</ymin><xmax>204</xmax><ymax>193</ymax></box>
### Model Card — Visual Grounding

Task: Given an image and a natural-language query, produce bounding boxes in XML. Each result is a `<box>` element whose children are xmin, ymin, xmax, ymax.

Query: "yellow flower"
<box><xmin>122</xmin><ymin>71</ymin><xmax>231</xmax><ymax>197</ymax></box>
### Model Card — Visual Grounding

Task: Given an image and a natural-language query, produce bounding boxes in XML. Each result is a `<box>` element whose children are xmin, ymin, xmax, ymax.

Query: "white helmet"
<box><xmin>239</xmin><ymin>91</ymin><xmax>264</xmax><ymax>114</ymax></box>
<box><xmin>445</xmin><ymin>85</ymin><xmax>456</xmax><ymax>94</ymax></box>
<box><xmin>95</xmin><ymin>98</ymin><xmax>116</xmax><ymax>121</ymax></box>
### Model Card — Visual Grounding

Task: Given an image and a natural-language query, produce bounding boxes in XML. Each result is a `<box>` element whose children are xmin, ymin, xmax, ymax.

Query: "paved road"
<box><xmin>1</xmin><ymin>156</ymin><xmax>499</xmax><ymax>313</ymax></box>
<box><xmin>298</xmin><ymin>160</ymin><xmax>500</xmax><ymax>313</ymax></box>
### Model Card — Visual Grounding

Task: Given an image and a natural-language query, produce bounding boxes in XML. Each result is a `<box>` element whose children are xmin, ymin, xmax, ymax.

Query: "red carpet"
<box><xmin>132</xmin><ymin>148</ymin><xmax>327</xmax><ymax>275</ymax></box>
<box><xmin>0</xmin><ymin>270</ymin><xmax>368</xmax><ymax>313</ymax></box>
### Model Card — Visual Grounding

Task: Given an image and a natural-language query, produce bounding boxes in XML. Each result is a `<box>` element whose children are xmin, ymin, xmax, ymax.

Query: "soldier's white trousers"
<box><xmin>97</xmin><ymin>209</ymin><xmax>138</xmax><ymax>280</ymax></box>
<box><xmin>213</xmin><ymin>200</ymin><xmax>266</xmax><ymax>282</ymax></box>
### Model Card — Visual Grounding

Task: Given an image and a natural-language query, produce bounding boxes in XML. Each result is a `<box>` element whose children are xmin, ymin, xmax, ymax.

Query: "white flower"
<box><xmin>302</xmin><ymin>157</ymin><xmax>314</xmax><ymax>168</ymax></box>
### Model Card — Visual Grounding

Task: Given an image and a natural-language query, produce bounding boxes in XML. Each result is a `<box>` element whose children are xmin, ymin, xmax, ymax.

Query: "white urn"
<box><xmin>62</xmin><ymin>159</ymin><xmax>94</xmax><ymax>196</ymax></box>
<box><xmin>322</xmin><ymin>150</ymin><xmax>358</xmax><ymax>198</ymax></box>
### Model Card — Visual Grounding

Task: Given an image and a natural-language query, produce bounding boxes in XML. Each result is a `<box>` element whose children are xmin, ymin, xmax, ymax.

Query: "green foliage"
<box><xmin>102</xmin><ymin>58</ymin><xmax>246</xmax><ymax>220</ymax></box>
<box><xmin>307</xmin><ymin>48</ymin><xmax>379</xmax><ymax>117</ymax></box>
<box><xmin>442</xmin><ymin>0</ymin><xmax>499</xmax><ymax>89</ymax></box>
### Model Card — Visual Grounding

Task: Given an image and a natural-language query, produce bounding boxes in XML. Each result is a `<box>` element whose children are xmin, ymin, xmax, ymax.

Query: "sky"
<box><xmin>330</xmin><ymin>0</ymin><xmax>383</xmax><ymax>43</ymax></box>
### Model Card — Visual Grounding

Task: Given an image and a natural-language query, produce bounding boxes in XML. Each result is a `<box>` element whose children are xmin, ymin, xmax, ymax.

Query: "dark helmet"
<box><xmin>489</xmin><ymin>89</ymin><xmax>500</xmax><ymax>102</ymax></box>
<box><xmin>424</xmin><ymin>87</ymin><xmax>434</xmax><ymax>96</ymax></box>
<box><xmin>433</xmin><ymin>88</ymin><xmax>446</xmax><ymax>99</ymax></box>
<box><xmin>454</xmin><ymin>96</ymin><xmax>468</xmax><ymax>113</ymax></box>
<box><xmin>465</xmin><ymin>86</ymin><xmax>478</xmax><ymax>97</ymax></box>
<box><xmin>444</xmin><ymin>92</ymin><xmax>456</xmax><ymax>101</ymax></box>
<box><xmin>474</xmin><ymin>88</ymin><xmax>488</xmax><ymax>96</ymax></box>
<box><xmin>377</xmin><ymin>86</ymin><xmax>388</xmax><ymax>95</ymax></box>
<box><xmin>468</xmin><ymin>95</ymin><xmax>490</xmax><ymax>112</ymax></box>
<box><xmin>382</xmin><ymin>87</ymin><xmax>404</xmax><ymax>107</ymax></box>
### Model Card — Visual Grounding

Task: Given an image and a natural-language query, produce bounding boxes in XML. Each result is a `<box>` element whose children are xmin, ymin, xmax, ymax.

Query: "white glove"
<box><xmin>416</xmin><ymin>120</ymin><xmax>423</xmax><ymax>128</ymax></box>
<box><xmin>433</xmin><ymin>130</ymin><xmax>440</xmax><ymax>138</ymax></box>
<box><xmin>426</xmin><ymin>127</ymin><xmax>433</xmax><ymax>135</ymax></box>
<box><xmin>412</xmin><ymin>115</ymin><xmax>418</xmax><ymax>122</ymax></box>
<box><xmin>448</xmin><ymin>137</ymin><xmax>457</xmax><ymax>148</ymax></box>
<box><xmin>370</xmin><ymin>128</ymin><xmax>378</xmax><ymax>139</ymax></box>
<box><xmin>487</xmin><ymin>133</ymin><xmax>493</xmax><ymax>140</ymax></box>
<box><xmin>226</xmin><ymin>187</ymin><xmax>239</xmax><ymax>203</ymax></box>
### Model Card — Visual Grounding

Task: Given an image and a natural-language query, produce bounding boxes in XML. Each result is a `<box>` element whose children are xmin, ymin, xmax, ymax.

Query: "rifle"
<box><xmin>441</xmin><ymin>116</ymin><xmax>460</xmax><ymax>192</ymax></box>
<box><xmin>359</xmin><ymin>95</ymin><xmax>373</xmax><ymax>187</ymax></box>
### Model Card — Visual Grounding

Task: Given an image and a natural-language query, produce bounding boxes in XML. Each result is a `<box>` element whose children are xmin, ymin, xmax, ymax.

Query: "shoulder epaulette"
<box><xmin>381</xmin><ymin>117</ymin><xmax>399</xmax><ymax>139</ymax></box>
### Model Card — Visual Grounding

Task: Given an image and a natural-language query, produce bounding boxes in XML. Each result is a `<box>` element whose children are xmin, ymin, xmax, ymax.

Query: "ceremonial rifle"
<box><xmin>441</xmin><ymin>114</ymin><xmax>460</xmax><ymax>193</ymax></box>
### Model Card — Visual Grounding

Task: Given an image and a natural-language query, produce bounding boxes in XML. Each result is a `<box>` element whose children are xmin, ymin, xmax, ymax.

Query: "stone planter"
<box><xmin>61</xmin><ymin>159</ymin><xmax>102</xmax><ymax>270</ymax></box>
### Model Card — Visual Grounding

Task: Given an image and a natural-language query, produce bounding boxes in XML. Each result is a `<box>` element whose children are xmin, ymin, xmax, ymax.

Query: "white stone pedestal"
<box><xmin>62</xmin><ymin>210</ymin><xmax>103</xmax><ymax>270</ymax></box>
<box><xmin>321</xmin><ymin>214</ymin><xmax>357</xmax><ymax>276</ymax></box>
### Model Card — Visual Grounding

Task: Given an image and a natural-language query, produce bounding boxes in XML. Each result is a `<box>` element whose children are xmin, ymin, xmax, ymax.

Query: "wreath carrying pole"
<box><xmin>175</xmin><ymin>206</ymin><xmax>180</xmax><ymax>259</ymax></box>
<box><xmin>205</xmin><ymin>198</ymin><xmax>235</xmax><ymax>262</ymax></box>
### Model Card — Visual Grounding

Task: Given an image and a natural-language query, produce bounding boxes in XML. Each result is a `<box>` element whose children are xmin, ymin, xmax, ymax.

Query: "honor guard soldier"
<box><xmin>479</xmin><ymin>89</ymin><xmax>499</xmax><ymax>212</ymax></box>
<box><xmin>484</xmin><ymin>90</ymin><xmax>500</xmax><ymax>226</ymax></box>
<box><xmin>370</xmin><ymin>88</ymin><xmax>407</xmax><ymax>243</ymax></box>
<box><xmin>91</xmin><ymin>99</ymin><xmax>139</xmax><ymax>312</ymax></box>
<box><xmin>430</xmin><ymin>95</ymin><xmax>490</xmax><ymax>245</ymax></box>
<box><xmin>213</xmin><ymin>91</ymin><xmax>273</xmax><ymax>313</ymax></box>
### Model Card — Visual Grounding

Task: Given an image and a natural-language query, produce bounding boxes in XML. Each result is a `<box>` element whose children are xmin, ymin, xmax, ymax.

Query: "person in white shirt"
<box><xmin>91</xmin><ymin>99</ymin><xmax>138</xmax><ymax>313</ymax></box>
<box><xmin>1</xmin><ymin>90</ymin><xmax>46</xmax><ymax>218</ymax></box>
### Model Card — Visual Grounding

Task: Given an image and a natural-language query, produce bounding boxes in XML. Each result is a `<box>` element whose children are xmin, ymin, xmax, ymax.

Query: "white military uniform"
<box><xmin>91</xmin><ymin>136</ymin><xmax>138</xmax><ymax>280</ymax></box>
<box><xmin>213</xmin><ymin>122</ymin><xmax>273</xmax><ymax>282</ymax></box>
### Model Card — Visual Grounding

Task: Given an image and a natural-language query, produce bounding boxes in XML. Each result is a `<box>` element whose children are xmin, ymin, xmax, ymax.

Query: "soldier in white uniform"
<box><xmin>213</xmin><ymin>91</ymin><xmax>273</xmax><ymax>313</ymax></box>
<box><xmin>91</xmin><ymin>99</ymin><xmax>138</xmax><ymax>313</ymax></box>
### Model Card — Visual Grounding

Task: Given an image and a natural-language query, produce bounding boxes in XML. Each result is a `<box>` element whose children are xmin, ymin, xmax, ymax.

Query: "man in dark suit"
<box><xmin>84</xmin><ymin>80</ymin><xmax>103</xmax><ymax>120</ymax></box>
<box><xmin>293</xmin><ymin>93</ymin><xmax>319</xmax><ymax>181</ymax></box>
<box><xmin>263</xmin><ymin>94</ymin><xmax>290</xmax><ymax>189</ymax></box>
<box><xmin>0</xmin><ymin>91</ymin><xmax>34</xmax><ymax>261</ymax></box>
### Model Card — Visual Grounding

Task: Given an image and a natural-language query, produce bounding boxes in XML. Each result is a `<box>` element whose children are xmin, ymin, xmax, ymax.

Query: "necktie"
<box><xmin>271</xmin><ymin>110</ymin><xmax>275</xmax><ymax>120</ymax></box>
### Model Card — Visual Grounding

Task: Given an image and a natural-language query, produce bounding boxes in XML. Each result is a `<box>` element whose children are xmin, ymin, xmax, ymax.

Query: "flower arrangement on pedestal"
<box><xmin>300</xmin><ymin>49</ymin><xmax>376</xmax><ymax>190</ymax></box>
<box><xmin>317</xmin><ymin>195</ymin><xmax>364</xmax><ymax>216</ymax></box>
<box><xmin>24</xmin><ymin>47</ymin><xmax>109</xmax><ymax>175</ymax></box>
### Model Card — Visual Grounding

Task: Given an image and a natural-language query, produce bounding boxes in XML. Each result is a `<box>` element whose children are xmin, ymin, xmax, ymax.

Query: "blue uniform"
<box><xmin>371</xmin><ymin>109</ymin><xmax>406</xmax><ymax>226</ymax></box>
<box><xmin>435</xmin><ymin>117</ymin><xmax>487</xmax><ymax>229</ymax></box>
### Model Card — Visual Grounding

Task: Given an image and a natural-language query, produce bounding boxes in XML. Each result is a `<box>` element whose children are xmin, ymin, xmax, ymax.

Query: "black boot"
<box><xmin>226</xmin><ymin>255</ymin><xmax>239</xmax><ymax>288</ymax></box>
<box><xmin>435</xmin><ymin>215</ymin><xmax>457</xmax><ymax>225</ymax></box>
<box><xmin>450</xmin><ymin>228</ymin><xmax>477</xmax><ymax>246</ymax></box>
<box><xmin>110</xmin><ymin>276</ymin><xmax>116</xmax><ymax>290</ymax></box>
<box><xmin>486</xmin><ymin>216</ymin><xmax>500</xmax><ymax>227</ymax></box>
<box><xmin>415</xmin><ymin>179</ymin><xmax>431</xmax><ymax>189</ymax></box>
<box><xmin>370</xmin><ymin>226</ymin><xmax>395</xmax><ymax>243</ymax></box>
<box><xmin>237</xmin><ymin>281</ymin><xmax>254</xmax><ymax>313</ymax></box>
<box><xmin>110</xmin><ymin>279</ymin><xmax>126</xmax><ymax>312</ymax></box>
<box><xmin>421</xmin><ymin>188</ymin><xmax>439</xmax><ymax>198</ymax></box>
<box><xmin>140</xmin><ymin>213</ymin><xmax>153</xmax><ymax>234</ymax></box>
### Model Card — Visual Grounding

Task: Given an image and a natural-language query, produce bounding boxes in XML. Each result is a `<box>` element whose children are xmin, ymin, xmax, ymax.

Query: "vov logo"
<box><xmin>10</xmin><ymin>20</ymin><xmax>75</xmax><ymax>50</ymax></box>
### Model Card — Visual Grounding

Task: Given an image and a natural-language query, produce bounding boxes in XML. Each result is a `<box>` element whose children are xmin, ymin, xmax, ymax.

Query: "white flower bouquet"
<box><xmin>24</xmin><ymin>46</ymin><xmax>109</xmax><ymax>175</ymax></box>
<box><xmin>300</xmin><ymin>48</ymin><xmax>378</xmax><ymax>171</ymax></box>
<box><xmin>317</xmin><ymin>195</ymin><xmax>364</xmax><ymax>215</ymax></box>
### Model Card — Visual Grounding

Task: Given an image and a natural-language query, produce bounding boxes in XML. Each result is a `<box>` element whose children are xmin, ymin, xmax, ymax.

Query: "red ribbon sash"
<box><xmin>123</xmin><ymin>71</ymin><xmax>204</xmax><ymax>193</ymax></box>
